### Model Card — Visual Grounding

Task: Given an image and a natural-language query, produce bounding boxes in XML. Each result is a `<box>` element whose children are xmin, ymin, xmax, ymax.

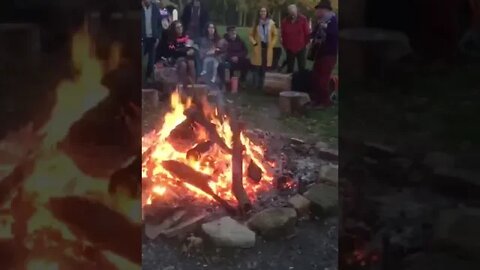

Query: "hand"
<box><xmin>231</xmin><ymin>56</ymin><xmax>239</xmax><ymax>63</ymax></box>
<box><xmin>154</xmin><ymin>39</ymin><xmax>160</xmax><ymax>48</ymax></box>
<box><xmin>187</xmin><ymin>49</ymin><xmax>194</xmax><ymax>56</ymax></box>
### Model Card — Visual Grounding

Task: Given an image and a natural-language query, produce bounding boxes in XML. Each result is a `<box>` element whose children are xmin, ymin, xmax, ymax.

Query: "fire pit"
<box><xmin>142</xmin><ymin>91</ymin><xmax>276</xmax><ymax>215</ymax></box>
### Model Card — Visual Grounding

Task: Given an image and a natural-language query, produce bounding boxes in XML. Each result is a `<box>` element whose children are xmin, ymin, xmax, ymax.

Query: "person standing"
<box><xmin>249</xmin><ymin>7</ymin><xmax>279</xmax><ymax>89</ymax></box>
<box><xmin>181</xmin><ymin>0</ymin><xmax>209</xmax><ymax>42</ymax></box>
<box><xmin>155</xmin><ymin>0</ymin><xmax>176</xmax><ymax>61</ymax></box>
<box><xmin>141</xmin><ymin>0</ymin><xmax>161</xmax><ymax>80</ymax></box>
<box><xmin>310</xmin><ymin>0</ymin><xmax>338</xmax><ymax>108</ymax></box>
<box><xmin>281</xmin><ymin>4</ymin><xmax>310</xmax><ymax>73</ymax></box>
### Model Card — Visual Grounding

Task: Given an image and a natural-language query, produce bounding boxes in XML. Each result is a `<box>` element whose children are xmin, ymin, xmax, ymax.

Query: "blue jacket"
<box><xmin>141</xmin><ymin>3</ymin><xmax>161</xmax><ymax>39</ymax></box>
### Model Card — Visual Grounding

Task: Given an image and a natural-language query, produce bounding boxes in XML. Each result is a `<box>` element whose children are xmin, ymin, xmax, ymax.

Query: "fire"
<box><xmin>142</xmin><ymin>91</ymin><xmax>274</xmax><ymax>207</ymax></box>
<box><xmin>0</xmin><ymin>24</ymin><xmax>141</xmax><ymax>269</ymax></box>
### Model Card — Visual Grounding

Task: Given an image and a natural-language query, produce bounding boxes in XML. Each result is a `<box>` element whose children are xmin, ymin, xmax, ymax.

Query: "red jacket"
<box><xmin>281</xmin><ymin>14</ymin><xmax>310</xmax><ymax>53</ymax></box>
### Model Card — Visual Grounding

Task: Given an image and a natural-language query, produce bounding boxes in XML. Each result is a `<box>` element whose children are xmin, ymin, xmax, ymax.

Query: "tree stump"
<box><xmin>0</xmin><ymin>23</ymin><xmax>41</xmax><ymax>69</ymax></box>
<box><xmin>142</xmin><ymin>89</ymin><xmax>159</xmax><ymax>109</ymax></box>
<box><xmin>339</xmin><ymin>28</ymin><xmax>412</xmax><ymax>82</ymax></box>
<box><xmin>264</xmin><ymin>72</ymin><xmax>292</xmax><ymax>96</ymax></box>
<box><xmin>279</xmin><ymin>91</ymin><xmax>311</xmax><ymax>115</ymax></box>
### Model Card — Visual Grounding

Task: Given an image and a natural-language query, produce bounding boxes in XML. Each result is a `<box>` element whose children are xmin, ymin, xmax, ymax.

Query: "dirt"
<box><xmin>142</xmin><ymin>218</ymin><xmax>338</xmax><ymax>270</ymax></box>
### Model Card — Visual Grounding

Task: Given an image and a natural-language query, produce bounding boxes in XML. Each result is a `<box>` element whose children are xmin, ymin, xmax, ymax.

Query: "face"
<box><xmin>316</xmin><ymin>8</ymin><xmax>328</xmax><ymax>18</ymax></box>
<box><xmin>175</xmin><ymin>23</ymin><xmax>183</xmax><ymax>35</ymax></box>
<box><xmin>259</xmin><ymin>8</ymin><xmax>268</xmax><ymax>19</ymax></box>
<box><xmin>288</xmin><ymin>6</ymin><xmax>297</xmax><ymax>17</ymax></box>
<box><xmin>207</xmin><ymin>24</ymin><xmax>215</xmax><ymax>36</ymax></box>
<box><xmin>228</xmin><ymin>30</ymin><xmax>237</xmax><ymax>39</ymax></box>
<box><xmin>142</xmin><ymin>0</ymin><xmax>151</xmax><ymax>6</ymax></box>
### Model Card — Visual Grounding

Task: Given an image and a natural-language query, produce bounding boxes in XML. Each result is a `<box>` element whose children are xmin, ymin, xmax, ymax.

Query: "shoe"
<box><xmin>211</xmin><ymin>77</ymin><xmax>216</xmax><ymax>83</ymax></box>
<box><xmin>200</xmin><ymin>70</ymin><xmax>207</xmax><ymax>76</ymax></box>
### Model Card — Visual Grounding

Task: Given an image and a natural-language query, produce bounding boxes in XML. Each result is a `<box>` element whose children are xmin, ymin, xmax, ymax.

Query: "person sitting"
<box><xmin>199</xmin><ymin>23</ymin><xmax>223</xmax><ymax>83</ymax></box>
<box><xmin>224</xmin><ymin>26</ymin><xmax>250</xmax><ymax>82</ymax></box>
<box><xmin>166</xmin><ymin>21</ymin><xmax>196</xmax><ymax>86</ymax></box>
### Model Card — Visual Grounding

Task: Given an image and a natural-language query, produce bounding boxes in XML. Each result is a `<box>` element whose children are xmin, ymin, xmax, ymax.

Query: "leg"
<box><xmin>211</xmin><ymin>59</ymin><xmax>219</xmax><ymax>82</ymax></box>
<box><xmin>285</xmin><ymin>50</ymin><xmax>295</xmax><ymax>73</ymax></box>
<box><xmin>176</xmin><ymin>59</ymin><xmax>188</xmax><ymax>86</ymax></box>
<box><xmin>145</xmin><ymin>38</ymin><xmax>155</xmax><ymax>79</ymax></box>
<box><xmin>187</xmin><ymin>59</ymin><xmax>196</xmax><ymax>85</ymax></box>
<box><xmin>201</xmin><ymin>57</ymin><xmax>211</xmax><ymax>75</ymax></box>
<box><xmin>297</xmin><ymin>49</ymin><xmax>307</xmax><ymax>73</ymax></box>
<box><xmin>313</xmin><ymin>56</ymin><xmax>337</xmax><ymax>106</ymax></box>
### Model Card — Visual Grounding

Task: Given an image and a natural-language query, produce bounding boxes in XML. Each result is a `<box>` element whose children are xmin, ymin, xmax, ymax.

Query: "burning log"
<box><xmin>184</xmin><ymin>108</ymin><xmax>232</xmax><ymax>154</ymax></box>
<box><xmin>247</xmin><ymin>160</ymin><xmax>263</xmax><ymax>184</ymax></box>
<box><xmin>108</xmin><ymin>155</ymin><xmax>141</xmax><ymax>198</ymax></box>
<box><xmin>168</xmin><ymin>119</ymin><xmax>196</xmax><ymax>142</ymax></box>
<box><xmin>47</xmin><ymin>196</ymin><xmax>141</xmax><ymax>264</ymax></box>
<box><xmin>186</xmin><ymin>141</ymin><xmax>213</xmax><ymax>161</ymax></box>
<box><xmin>161</xmin><ymin>160</ymin><xmax>236</xmax><ymax>214</ymax></box>
<box><xmin>230</xmin><ymin>111</ymin><xmax>251</xmax><ymax>214</ymax></box>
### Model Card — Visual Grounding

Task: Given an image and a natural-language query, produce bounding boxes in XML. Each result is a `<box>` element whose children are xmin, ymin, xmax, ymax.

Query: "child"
<box><xmin>199</xmin><ymin>23</ymin><xmax>223</xmax><ymax>83</ymax></box>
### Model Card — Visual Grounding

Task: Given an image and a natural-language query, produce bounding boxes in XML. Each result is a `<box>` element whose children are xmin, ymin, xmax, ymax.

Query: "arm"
<box><xmin>280</xmin><ymin>20</ymin><xmax>286</xmax><ymax>47</ymax></box>
<box><xmin>239</xmin><ymin>39</ymin><xmax>249</xmax><ymax>58</ymax></box>
<box><xmin>249</xmin><ymin>26</ymin><xmax>257</xmax><ymax>46</ymax></box>
<box><xmin>270</xmin><ymin>22</ymin><xmax>279</xmax><ymax>47</ymax></box>
<box><xmin>303</xmin><ymin>18</ymin><xmax>311</xmax><ymax>45</ymax></box>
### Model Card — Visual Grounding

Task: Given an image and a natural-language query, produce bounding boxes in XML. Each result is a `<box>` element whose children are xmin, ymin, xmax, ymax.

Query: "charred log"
<box><xmin>230</xmin><ymin>114</ymin><xmax>251</xmax><ymax>214</ymax></box>
<box><xmin>247</xmin><ymin>160</ymin><xmax>263</xmax><ymax>184</ymax></box>
<box><xmin>47</xmin><ymin>196</ymin><xmax>141</xmax><ymax>264</ymax></box>
<box><xmin>184</xmin><ymin>108</ymin><xmax>232</xmax><ymax>154</ymax></box>
<box><xmin>161</xmin><ymin>160</ymin><xmax>236</xmax><ymax>215</ymax></box>
<box><xmin>108</xmin><ymin>155</ymin><xmax>141</xmax><ymax>198</ymax></box>
<box><xmin>186</xmin><ymin>141</ymin><xmax>213</xmax><ymax>161</ymax></box>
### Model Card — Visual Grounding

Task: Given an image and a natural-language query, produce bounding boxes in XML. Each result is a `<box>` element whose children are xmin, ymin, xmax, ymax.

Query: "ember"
<box><xmin>142</xmin><ymin>91</ymin><xmax>275</xmax><ymax>210</ymax></box>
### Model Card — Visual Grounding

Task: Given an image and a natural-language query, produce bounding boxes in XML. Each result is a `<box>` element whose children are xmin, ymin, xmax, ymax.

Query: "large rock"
<box><xmin>319</xmin><ymin>164</ymin><xmax>338</xmax><ymax>184</ymax></box>
<box><xmin>247</xmin><ymin>208</ymin><xmax>297</xmax><ymax>239</ymax></box>
<box><xmin>433</xmin><ymin>208</ymin><xmax>480</xmax><ymax>260</ymax></box>
<box><xmin>303</xmin><ymin>183</ymin><xmax>338</xmax><ymax>216</ymax></box>
<box><xmin>201</xmin><ymin>217</ymin><xmax>256</xmax><ymax>248</ymax></box>
<box><xmin>288</xmin><ymin>194</ymin><xmax>311</xmax><ymax>216</ymax></box>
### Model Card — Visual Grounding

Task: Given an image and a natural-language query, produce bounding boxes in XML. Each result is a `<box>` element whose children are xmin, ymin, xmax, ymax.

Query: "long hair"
<box><xmin>203</xmin><ymin>22</ymin><xmax>220</xmax><ymax>43</ymax></box>
<box><xmin>252</xmin><ymin>7</ymin><xmax>270</xmax><ymax>37</ymax></box>
<box><xmin>168</xmin><ymin>20</ymin><xmax>183</xmax><ymax>42</ymax></box>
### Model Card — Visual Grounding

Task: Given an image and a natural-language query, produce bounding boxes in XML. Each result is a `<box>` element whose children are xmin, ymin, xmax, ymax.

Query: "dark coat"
<box><xmin>181</xmin><ymin>2</ymin><xmax>210</xmax><ymax>37</ymax></box>
<box><xmin>141</xmin><ymin>3</ymin><xmax>161</xmax><ymax>39</ymax></box>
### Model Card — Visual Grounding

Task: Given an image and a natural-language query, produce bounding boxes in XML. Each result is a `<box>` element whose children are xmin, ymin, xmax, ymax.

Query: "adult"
<box><xmin>199</xmin><ymin>23</ymin><xmax>223</xmax><ymax>83</ymax></box>
<box><xmin>310</xmin><ymin>0</ymin><xmax>338</xmax><ymax>108</ymax></box>
<box><xmin>141</xmin><ymin>0</ymin><xmax>161</xmax><ymax>80</ymax></box>
<box><xmin>181</xmin><ymin>0</ymin><xmax>210</xmax><ymax>42</ymax></box>
<box><xmin>166</xmin><ymin>21</ymin><xmax>196</xmax><ymax>87</ymax></box>
<box><xmin>224</xmin><ymin>26</ymin><xmax>250</xmax><ymax>82</ymax></box>
<box><xmin>155</xmin><ymin>0</ymin><xmax>177</xmax><ymax>61</ymax></box>
<box><xmin>249</xmin><ymin>7</ymin><xmax>279</xmax><ymax>89</ymax></box>
<box><xmin>281</xmin><ymin>4</ymin><xmax>310</xmax><ymax>73</ymax></box>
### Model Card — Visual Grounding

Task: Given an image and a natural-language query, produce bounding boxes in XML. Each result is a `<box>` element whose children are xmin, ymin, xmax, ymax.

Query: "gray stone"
<box><xmin>319</xmin><ymin>164</ymin><xmax>338</xmax><ymax>184</ymax></box>
<box><xmin>247</xmin><ymin>207</ymin><xmax>297</xmax><ymax>239</ymax></box>
<box><xmin>434</xmin><ymin>208</ymin><xmax>480</xmax><ymax>260</ymax></box>
<box><xmin>202</xmin><ymin>217</ymin><xmax>256</xmax><ymax>248</ymax></box>
<box><xmin>304</xmin><ymin>183</ymin><xmax>338</xmax><ymax>215</ymax></box>
<box><xmin>288</xmin><ymin>194</ymin><xmax>311</xmax><ymax>216</ymax></box>
<box><xmin>314</xmin><ymin>141</ymin><xmax>329</xmax><ymax>150</ymax></box>
<box><xmin>424</xmin><ymin>151</ymin><xmax>455</xmax><ymax>170</ymax></box>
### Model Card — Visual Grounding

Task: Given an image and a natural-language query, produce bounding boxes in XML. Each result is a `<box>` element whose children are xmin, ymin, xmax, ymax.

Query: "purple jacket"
<box><xmin>313</xmin><ymin>15</ymin><xmax>338</xmax><ymax>57</ymax></box>
<box><xmin>224</xmin><ymin>34</ymin><xmax>248</xmax><ymax>59</ymax></box>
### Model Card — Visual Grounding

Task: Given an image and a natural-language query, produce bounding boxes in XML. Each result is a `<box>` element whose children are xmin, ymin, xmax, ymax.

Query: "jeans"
<box><xmin>142</xmin><ymin>37</ymin><xmax>156</xmax><ymax>79</ymax></box>
<box><xmin>286</xmin><ymin>48</ymin><xmax>306</xmax><ymax>73</ymax></box>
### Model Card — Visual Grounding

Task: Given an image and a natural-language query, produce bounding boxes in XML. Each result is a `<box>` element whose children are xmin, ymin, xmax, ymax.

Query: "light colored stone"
<box><xmin>247</xmin><ymin>208</ymin><xmax>297</xmax><ymax>239</ymax></box>
<box><xmin>434</xmin><ymin>208</ymin><xmax>480</xmax><ymax>260</ymax></box>
<box><xmin>288</xmin><ymin>194</ymin><xmax>311</xmax><ymax>216</ymax></box>
<box><xmin>202</xmin><ymin>217</ymin><xmax>256</xmax><ymax>248</ymax></box>
<box><xmin>304</xmin><ymin>183</ymin><xmax>338</xmax><ymax>215</ymax></box>
<box><xmin>319</xmin><ymin>164</ymin><xmax>338</xmax><ymax>184</ymax></box>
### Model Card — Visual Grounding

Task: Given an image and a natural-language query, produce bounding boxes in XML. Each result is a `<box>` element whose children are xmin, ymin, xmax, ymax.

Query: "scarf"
<box><xmin>258</xmin><ymin>19</ymin><xmax>270</xmax><ymax>44</ymax></box>
<box><xmin>314</xmin><ymin>12</ymin><xmax>335</xmax><ymax>43</ymax></box>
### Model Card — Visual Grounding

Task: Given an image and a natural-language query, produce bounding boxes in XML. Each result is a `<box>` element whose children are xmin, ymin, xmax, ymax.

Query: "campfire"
<box><xmin>142</xmin><ymin>90</ymin><xmax>276</xmax><ymax>214</ymax></box>
<box><xmin>0</xmin><ymin>24</ymin><xmax>140</xmax><ymax>269</ymax></box>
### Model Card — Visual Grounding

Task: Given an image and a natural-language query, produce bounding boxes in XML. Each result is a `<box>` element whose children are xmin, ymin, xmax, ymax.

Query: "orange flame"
<box><xmin>142</xmin><ymin>91</ymin><xmax>274</xmax><ymax>208</ymax></box>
